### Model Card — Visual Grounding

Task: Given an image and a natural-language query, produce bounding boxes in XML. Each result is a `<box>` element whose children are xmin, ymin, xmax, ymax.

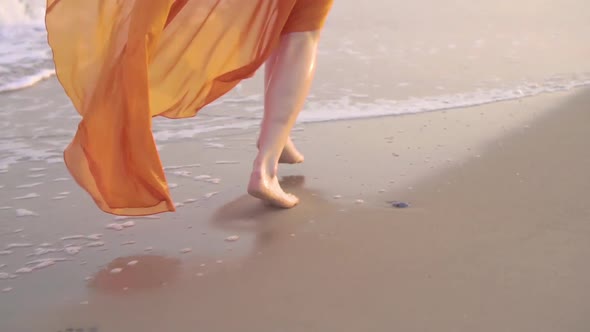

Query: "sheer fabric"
<box><xmin>45</xmin><ymin>0</ymin><xmax>332</xmax><ymax>215</ymax></box>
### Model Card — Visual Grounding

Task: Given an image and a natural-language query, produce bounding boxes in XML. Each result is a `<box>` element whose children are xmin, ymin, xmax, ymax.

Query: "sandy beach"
<box><xmin>1</xmin><ymin>83</ymin><xmax>589</xmax><ymax>331</ymax></box>
<box><xmin>1</xmin><ymin>0</ymin><xmax>590</xmax><ymax>331</ymax></box>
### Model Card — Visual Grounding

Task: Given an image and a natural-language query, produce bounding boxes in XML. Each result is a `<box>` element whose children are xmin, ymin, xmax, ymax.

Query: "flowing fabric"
<box><xmin>45</xmin><ymin>0</ymin><xmax>333</xmax><ymax>216</ymax></box>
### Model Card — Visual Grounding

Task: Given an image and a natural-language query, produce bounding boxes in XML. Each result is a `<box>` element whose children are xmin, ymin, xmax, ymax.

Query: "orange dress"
<box><xmin>45</xmin><ymin>0</ymin><xmax>334</xmax><ymax>216</ymax></box>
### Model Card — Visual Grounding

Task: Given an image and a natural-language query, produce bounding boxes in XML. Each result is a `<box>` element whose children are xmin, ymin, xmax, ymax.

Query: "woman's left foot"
<box><xmin>257</xmin><ymin>136</ymin><xmax>304</xmax><ymax>164</ymax></box>
<box><xmin>279</xmin><ymin>137</ymin><xmax>305</xmax><ymax>164</ymax></box>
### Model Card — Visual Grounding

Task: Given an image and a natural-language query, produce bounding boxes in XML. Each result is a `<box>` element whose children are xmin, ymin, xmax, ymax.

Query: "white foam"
<box><xmin>0</xmin><ymin>68</ymin><xmax>55</xmax><ymax>93</ymax></box>
<box><xmin>225</xmin><ymin>235</ymin><xmax>240</xmax><ymax>242</ymax></box>
<box><xmin>16</xmin><ymin>182</ymin><xmax>43</xmax><ymax>189</ymax></box>
<box><xmin>0</xmin><ymin>0</ymin><xmax>54</xmax><ymax>92</ymax></box>
<box><xmin>16</xmin><ymin>208</ymin><xmax>38</xmax><ymax>217</ymax></box>
<box><xmin>204</xmin><ymin>192</ymin><xmax>219</xmax><ymax>199</ymax></box>
<box><xmin>106</xmin><ymin>223</ymin><xmax>124</xmax><ymax>231</ymax></box>
<box><xmin>148</xmin><ymin>75</ymin><xmax>590</xmax><ymax>143</ymax></box>
<box><xmin>86</xmin><ymin>241</ymin><xmax>105</xmax><ymax>248</ymax></box>
<box><xmin>28</xmin><ymin>247</ymin><xmax>58</xmax><ymax>256</ymax></box>
<box><xmin>164</xmin><ymin>164</ymin><xmax>201</xmax><ymax>170</ymax></box>
<box><xmin>13</xmin><ymin>193</ymin><xmax>39</xmax><ymax>200</ymax></box>
<box><xmin>64</xmin><ymin>246</ymin><xmax>81</xmax><ymax>255</ymax></box>
<box><xmin>6</xmin><ymin>243</ymin><xmax>34</xmax><ymax>249</ymax></box>
<box><xmin>215</xmin><ymin>160</ymin><xmax>240</xmax><ymax>165</ymax></box>
<box><xmin>0</xmin><ymin>0</ymin><xmax>45</xmax><ymax>25</ymax></box>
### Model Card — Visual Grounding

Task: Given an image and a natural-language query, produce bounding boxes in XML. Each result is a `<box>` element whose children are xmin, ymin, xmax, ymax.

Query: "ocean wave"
<box><xmin>0</xmin><ymin>68</ymin><xmax>55</xmax><ymax>93</ymax></box>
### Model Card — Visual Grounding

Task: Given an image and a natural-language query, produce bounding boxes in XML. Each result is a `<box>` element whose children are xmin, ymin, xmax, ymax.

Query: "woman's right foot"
<box><xmin>247</xmin><ymin>170</ymin><xmax>299</xmax><ymax>208</ymax></box>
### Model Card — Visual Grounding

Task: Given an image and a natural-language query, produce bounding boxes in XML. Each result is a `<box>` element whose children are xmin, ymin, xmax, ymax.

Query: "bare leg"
<box><xmin>261</xmin><ymin>53</ymin><xmax>305</xmax><ymax>164</ymax></box>
<box><xmin>248</xmin><ymin>31</ymin><xmax>320</xmax><ymax>207</ymax></box>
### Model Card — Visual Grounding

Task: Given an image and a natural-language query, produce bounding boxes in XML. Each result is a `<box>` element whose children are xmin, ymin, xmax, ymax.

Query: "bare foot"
<box><xmin>247</xmin><ymin>171</ymin><xmax>299</xmax><ymax>208</ymax></box>
<box><xmin>257</xmin><ymin>137</ymin><xmax>304</xmax><ymax>164</ymax></box>
<box><xmin>279</xmin><ymin>137</ymin><xmax>305</xmax><ymax>164</ymax></box>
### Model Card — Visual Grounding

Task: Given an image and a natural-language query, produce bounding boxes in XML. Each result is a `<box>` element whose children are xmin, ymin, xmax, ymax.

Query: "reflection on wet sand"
<box><xmin>89</xmin><ymin>255</ymin><xmax>181</xmax><ymax>294</ymax></box>
<box><xmin>43</xmin><ymin>175</ymin><xmax>345</xmax><ymax>332</ymax></box>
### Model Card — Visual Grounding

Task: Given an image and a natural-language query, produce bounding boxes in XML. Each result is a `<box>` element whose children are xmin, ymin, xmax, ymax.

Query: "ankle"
<box><xmin>252</xmin><ymin>157</ymin><xmax>278</xmax><ymax>178</ymax></box>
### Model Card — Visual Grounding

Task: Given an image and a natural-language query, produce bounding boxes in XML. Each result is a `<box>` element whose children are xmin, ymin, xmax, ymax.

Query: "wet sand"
<box><xmin>1</xmin><ymin>87</ymin><xmax>589</xmax><ymax>331</ymax></box>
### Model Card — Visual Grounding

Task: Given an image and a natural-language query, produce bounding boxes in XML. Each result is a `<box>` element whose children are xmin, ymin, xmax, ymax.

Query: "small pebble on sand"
<box><xmin>110</xmin><ymin>268</ymin><xmax>123</xmax><ymax>274</ymax></box>
<box><xmin>2</xmin><ymin>287</ymin><xmax>13</xmax><ymax>293</ymax></box>
<box><xmin>355</xmin><ymin>199</ymin><xmax>365</xmax><ymax>204</ymax></box>
<box><xmin>333</xmin><ymin>195</ymin><xmax>342</xmax><ymax>199</ymax></box>
<box><xmin>127</xmin><ymin>260</ymin><xmax>139</xmax><ymax>266</ymax></box>
<box><xmin>144</xmin><ymin>247</ymin><xmax>153</xmax><ymax>252</ymax></box>
<box><xmin>391</xmin><ymin>201</ymin><xmax>410</xmax><ymax>209</ymax></box>
<box><xmin>180</xmin><ymin>248</ymin><xmax>192</xmax><ymax>254</ymax></box>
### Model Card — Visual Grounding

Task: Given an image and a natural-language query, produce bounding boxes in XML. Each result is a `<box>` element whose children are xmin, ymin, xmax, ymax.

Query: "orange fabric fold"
<box><xmin>45</xmin><ymin>0</ymin><xmax>333</xmax><ymax>215</ymax></box>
